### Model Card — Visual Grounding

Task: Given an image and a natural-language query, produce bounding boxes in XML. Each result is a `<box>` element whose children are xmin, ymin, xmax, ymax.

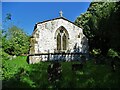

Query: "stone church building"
<box><xmin>29</xmin><ymin>11</ymin><xmax>88</xmax><ymax>64</ymax></box>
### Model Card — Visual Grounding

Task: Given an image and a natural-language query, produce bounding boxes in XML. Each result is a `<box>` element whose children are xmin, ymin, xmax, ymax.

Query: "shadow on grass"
<box><xmin>2</xmin><ymin>67</ymin><xmax>31</xmax><ymax>88</ymax></box>
<box><xmin>2</xmin><ymin>59</ymin><xmax>120</xmax><ymax>88</ymax></box>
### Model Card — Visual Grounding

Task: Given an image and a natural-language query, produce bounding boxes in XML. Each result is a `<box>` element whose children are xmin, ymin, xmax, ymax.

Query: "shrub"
<box><xmin>107</xmin><ymin>49</ymin><xmax>118</xmax><ymax>58</ymax></box>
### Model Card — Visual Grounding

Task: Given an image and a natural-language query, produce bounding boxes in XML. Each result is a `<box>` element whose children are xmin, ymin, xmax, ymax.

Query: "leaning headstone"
<box><xmin>47</xmin><ymin>62</ymin><xmax>62</xmax><ymax>83</ymax></box>
<box><xmin>47</xmin><ymin>64</ymin><xmax>54</xmax><ymax>82</ymax></box>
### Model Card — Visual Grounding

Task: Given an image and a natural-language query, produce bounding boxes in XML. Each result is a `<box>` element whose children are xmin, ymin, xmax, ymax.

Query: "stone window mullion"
<box><xmin>61</xmin><ymin>33</ymin><xmax>63</xmax><ymax>51</ymax></box>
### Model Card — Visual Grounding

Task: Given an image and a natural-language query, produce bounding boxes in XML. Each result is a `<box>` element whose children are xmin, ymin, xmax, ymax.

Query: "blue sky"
<box><xmin>2</xmin><ymin>2</ymin><xmax>91</xmax><ymax>35</ymax></box>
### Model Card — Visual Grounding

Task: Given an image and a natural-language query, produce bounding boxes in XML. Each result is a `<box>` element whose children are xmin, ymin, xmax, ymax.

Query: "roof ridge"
<box><xmin>37</xmin><ymin>17</ymin><xmax>67</xmax><ymax>24</ymax></box>
<box><xmin>34</xmin><ymin>17</ymin><xmax>82</xmax><ymax>31</ymax></box>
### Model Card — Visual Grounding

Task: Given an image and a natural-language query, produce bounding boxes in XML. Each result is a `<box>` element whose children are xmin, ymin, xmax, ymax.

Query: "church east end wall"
<box><xmin>29</xmin><ymin>17</ymin><xmax>88</xmax><ymax>64</ymax></box>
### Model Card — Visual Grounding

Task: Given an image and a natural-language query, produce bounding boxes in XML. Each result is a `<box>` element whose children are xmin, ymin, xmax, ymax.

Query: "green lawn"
<box><xmin>2</xmin><ymin>56</ymin><xmax>120</xmax><ymax>88</ymax></box>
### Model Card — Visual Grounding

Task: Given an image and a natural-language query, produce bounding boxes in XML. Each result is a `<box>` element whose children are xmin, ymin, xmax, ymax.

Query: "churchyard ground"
<box><xmin>2</xmin><ymin>56</ymin><xmax>120</xmax><ymax>88</ymax></box>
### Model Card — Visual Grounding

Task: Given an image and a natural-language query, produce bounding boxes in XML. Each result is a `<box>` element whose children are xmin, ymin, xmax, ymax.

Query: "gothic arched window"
<box><xmin>55</xmin><ymin>26</ymin><xmax>69</xmax><ymax>52</ymax></box>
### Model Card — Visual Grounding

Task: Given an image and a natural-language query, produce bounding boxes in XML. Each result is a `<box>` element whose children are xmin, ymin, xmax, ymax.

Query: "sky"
<box><xmin>2</xmin><ymin>2</ymin><xmax>91</xmax><ymax>35</ymax></box>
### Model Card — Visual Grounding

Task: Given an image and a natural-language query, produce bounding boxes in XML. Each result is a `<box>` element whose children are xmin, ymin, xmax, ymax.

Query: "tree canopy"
<box><xmin>2</xmin><ymin>25</ymin><xmax>30</xmax><ymax>56</ymax></box>
<box><xmin>1</xmin><ymin>13</ymin><xmax>30</xmax><ymax>56</ymax></box>
<box><xmin>75</xmin><ymin>2</ymin><xmax>120</xmax><ymax>56</ymax></box>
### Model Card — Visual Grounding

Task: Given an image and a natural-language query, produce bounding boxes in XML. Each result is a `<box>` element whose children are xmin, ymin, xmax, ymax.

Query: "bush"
<box><xmin>107</xmin><ymin>49</ymin><xmax>118</xmax><ymax>58</ymax></box>
<box><xmin>92</xmin><ymin>49</ymin><xmax>101</xmax><ymax>56</ymax></box>
<box><xmin>0</xmin><ymin>48</ymin><xmax>11</xmax><ymax>60</ymax></box>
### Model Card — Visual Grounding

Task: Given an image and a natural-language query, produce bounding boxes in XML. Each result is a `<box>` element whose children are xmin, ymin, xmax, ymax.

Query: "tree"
<box><xmin>2</xmin><ymin>25</ymin><xmax>30</xmax><ymax>56</ymax></box>
<box><xmin>2</xmin><ymin>13</ymin><xmax>30</xmax><ymax>56</ymax></box>
<box><xmin>75</xmin><ymin>2</ymin><xmax>120</xmax><ymax>56</ymax></box>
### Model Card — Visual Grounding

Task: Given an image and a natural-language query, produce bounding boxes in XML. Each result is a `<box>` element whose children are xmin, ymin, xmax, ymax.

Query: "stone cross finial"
<box><xmin>59</xmin><ymin>11</ymin><xmax>63</xmax><ymax>17</ymax></box>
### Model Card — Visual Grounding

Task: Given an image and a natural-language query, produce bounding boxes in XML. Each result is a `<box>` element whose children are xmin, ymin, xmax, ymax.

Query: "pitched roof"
<box><xmin>37</xmin><ymin>17</ymin><xmax>74</xmax><ymax>25</ymax></box>
<box><xmin>34</xmin><ymin>17</ymin><xmax>82</xmax><ymax>30</ymax></box>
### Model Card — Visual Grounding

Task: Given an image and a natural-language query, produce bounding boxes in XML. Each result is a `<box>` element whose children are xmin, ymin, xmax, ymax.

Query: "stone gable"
<box><xmin>29</xmin><ymin>17</ymin><xmax>88</xmax><ymax>64</ymax></box>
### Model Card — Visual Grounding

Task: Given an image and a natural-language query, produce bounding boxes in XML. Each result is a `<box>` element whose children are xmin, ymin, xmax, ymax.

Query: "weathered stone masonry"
<box><xmin>29</xmin><ymin>16</ymin><xmax>88</xmax><ymax>64</ymax></box>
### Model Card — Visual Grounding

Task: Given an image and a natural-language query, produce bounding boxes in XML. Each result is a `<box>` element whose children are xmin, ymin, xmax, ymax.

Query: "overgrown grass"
<box><xmin>2</xmin><ymin>56</ymin><xmax>29</xmax><ymax>80</ymax></box>
<box><xmin>2</xmin><ymin>56</ymin><xmax>120</xmax><ymax>88</ymax></box>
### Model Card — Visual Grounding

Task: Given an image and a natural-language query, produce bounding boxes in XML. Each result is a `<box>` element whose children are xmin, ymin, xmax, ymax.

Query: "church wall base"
<box><xmin>29</xmin><ymin>53</ymin><xmax>89</xmax><ymax>64</ymax></box>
